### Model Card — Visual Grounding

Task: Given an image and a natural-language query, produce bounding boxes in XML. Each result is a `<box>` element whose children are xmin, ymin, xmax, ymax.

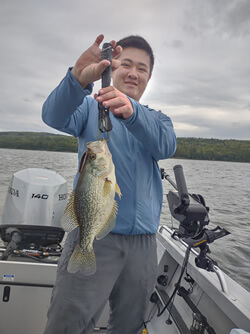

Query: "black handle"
<box><xmin>98</xmin><ymin>43</ymin><xmax>113</xmax><ymax>134</ymax></box>
<box><xmin>101</xmin><ymin>43</ymin><xmax>112</xmax><ymax>88</ymax></box>
<box><xmin>173</xmin><ymin>165</ymin><xmax>190</xmax><ymax>207</ymax></box>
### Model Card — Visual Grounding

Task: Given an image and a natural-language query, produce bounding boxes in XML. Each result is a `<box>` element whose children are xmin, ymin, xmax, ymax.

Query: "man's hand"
<box><xmin>95</xmin><ymin>87</ymin><xmax>133</xmax><ymax>120</ymax></box>
<box><xmin>71</xmin><ymin>34</ymin><xmax>122</xmax><ymax>89</ymax></box>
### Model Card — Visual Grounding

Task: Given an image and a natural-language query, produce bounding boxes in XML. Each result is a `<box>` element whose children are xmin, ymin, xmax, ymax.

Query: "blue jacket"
<box><xmin>42</xmin><ymin>69</ymin><xmax>177</xmax><ymax>235</ymax></box>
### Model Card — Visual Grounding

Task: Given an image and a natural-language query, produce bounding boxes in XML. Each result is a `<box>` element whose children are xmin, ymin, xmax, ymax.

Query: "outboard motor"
<box><xmin>0</xmin><ymin>168</ymin><xmax>68</xmax><ymax>259</ymax></box>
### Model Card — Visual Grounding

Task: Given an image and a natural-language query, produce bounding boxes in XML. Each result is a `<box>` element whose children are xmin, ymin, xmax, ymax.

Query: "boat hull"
<box><xmin>146</xmin><ymin>226</ymin><xmax>250</xmax><ymax>334</ymax></box>
<box><xmin>0</xmin><ymin>226</ymin><xmax>249</xmax><ymax>334</ymax></box>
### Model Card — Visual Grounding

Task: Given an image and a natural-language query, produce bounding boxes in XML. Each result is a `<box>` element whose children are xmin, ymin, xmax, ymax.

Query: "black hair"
<box><xmin>116</xmin><ymin>35</ymin><xmax>154</xmax><ymax>73</ymax></box>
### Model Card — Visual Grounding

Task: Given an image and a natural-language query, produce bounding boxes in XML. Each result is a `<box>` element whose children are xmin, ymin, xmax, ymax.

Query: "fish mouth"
<box><xmin>79</xmin><ymin>139</ymin><xmax>112</xmax><ymax>177</ymax></box>
<box><xmin>78</xmin><ymin>140</ymin><xmax>106</xmax><ymax>173</ymax></box>
<box><xmin>87</xmin><ymin>138</ymin><xmax>107</xmax><ymax>153</ymax></box>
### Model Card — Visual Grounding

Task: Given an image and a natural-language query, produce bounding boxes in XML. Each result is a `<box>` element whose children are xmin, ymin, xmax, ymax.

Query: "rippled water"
<box><xmin>0</xmin><ymin>148</ymin><xmax>249</xmax><ymax>292</ymax></box>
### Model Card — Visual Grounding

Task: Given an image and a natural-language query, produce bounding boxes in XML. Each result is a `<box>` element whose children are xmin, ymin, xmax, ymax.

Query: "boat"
<box><xmin>0</xmin><ymin>167</ymin><xmax>249</xmax><ymax>334</ymax></box>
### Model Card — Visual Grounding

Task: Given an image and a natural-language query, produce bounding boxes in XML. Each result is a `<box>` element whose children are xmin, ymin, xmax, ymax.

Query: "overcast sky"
<box><xmin>0</xmin><ymin>0</ymin><xmax>250</xmax><ymax>139</ymax></box>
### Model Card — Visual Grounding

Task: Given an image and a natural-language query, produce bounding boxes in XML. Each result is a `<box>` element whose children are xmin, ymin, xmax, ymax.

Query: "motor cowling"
<box><xmin>0</xmin><ymin>168</ymin><xmax>68</xmax><ymax>248</ymax></box>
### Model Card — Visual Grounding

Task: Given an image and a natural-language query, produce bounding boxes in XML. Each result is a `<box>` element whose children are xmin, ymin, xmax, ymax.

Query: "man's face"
<box><xmin>112</xmin><ymin>47</ymin><xmax>151</xmax><ymax>101</ymax></box>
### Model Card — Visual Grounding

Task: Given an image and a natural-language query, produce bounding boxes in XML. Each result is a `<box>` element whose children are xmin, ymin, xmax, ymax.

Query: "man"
<box><xmin>42</xmin><ymin>34</ymin><xmax>176</xmax><ymax>334</ymax></box>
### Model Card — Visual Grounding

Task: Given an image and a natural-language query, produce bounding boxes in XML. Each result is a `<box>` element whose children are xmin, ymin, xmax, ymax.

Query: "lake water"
<box><xmin>0</xmin><ymin>148</ymin><xmax>249</xmax><ymax>292</ymax></box>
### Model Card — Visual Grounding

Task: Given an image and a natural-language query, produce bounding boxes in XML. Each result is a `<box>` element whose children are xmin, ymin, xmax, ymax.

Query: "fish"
<box><xmin>61</xmin><ymin>138</ymin><xmax>121</xmax><ymax>275</ymax></box>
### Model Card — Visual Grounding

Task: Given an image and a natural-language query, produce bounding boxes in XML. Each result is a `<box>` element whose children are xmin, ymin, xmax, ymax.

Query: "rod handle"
<box><xmin>101</xmin><ymin>43</ymin><xmax>112</xmax><ymax>88</ymax></box>
<box><xmin>173</xmin><ymin>165</ymin><xmax>190</xmax><ymax>206</ymax></box>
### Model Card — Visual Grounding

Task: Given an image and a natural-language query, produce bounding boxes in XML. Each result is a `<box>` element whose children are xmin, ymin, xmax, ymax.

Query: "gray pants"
<box><xmin>43</xmin><ymin>229</ymin><xmax>157</xmax><ymax>334</ymax></box>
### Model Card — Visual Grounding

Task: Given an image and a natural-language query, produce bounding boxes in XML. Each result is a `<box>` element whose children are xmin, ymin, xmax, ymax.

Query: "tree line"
<box><xmin>0</xmin><ymin>132</ymin><xmax>249</xmax><ymax>163</ymax></box>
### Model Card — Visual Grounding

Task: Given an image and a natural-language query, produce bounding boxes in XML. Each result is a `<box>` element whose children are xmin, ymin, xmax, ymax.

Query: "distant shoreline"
<box><xmin>0</xmin><ymin>131</ymin><xmax>249</xmax><ymax>163</ymax></box>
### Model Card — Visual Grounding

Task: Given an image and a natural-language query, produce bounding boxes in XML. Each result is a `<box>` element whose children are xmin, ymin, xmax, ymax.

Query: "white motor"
<box><xmin>0</xmin><ymin>168</ymin><xmax>68</xmax><ymax>248</ymax></box>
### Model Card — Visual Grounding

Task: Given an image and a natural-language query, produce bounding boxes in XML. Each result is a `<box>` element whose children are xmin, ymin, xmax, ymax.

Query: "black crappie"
<box><xmin>61</xmin><ymin>138</ymin><xmax>121</xmax><ymax>275</ymax></box>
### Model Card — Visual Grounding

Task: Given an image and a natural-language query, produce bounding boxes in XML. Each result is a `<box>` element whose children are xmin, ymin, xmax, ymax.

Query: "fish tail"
<box><xmin>67</xmin><ymin>244</ymin><xmax>96</xmax><ymax>275</ymax></box>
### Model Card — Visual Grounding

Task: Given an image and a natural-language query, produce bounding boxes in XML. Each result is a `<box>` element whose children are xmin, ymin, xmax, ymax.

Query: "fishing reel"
<box><xmin>161</xmin><ymin>165</ymin><xmax>230</xmax><ymax>271</ymax></box>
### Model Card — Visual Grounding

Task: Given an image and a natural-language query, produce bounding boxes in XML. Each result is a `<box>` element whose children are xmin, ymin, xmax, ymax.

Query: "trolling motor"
<box><xmin>161</xmin><ymin>165</ymin><xmax>230</xmax><ymax>271</ymax></box>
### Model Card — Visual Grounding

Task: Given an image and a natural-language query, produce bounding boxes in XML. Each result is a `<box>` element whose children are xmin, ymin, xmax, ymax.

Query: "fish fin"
<box><xmin>115</xmin><ymin>183</ymin><xmax>122</xmax><ymax>199</ymax></box>
<box><xmin>96</xmin><ymin>201</ymin><xmax>118</xmax><ymax>240</ymax></box>
<box><xmin>67</xmin><ymin>244</ymin><xmax>96</xmax><ymax>275</ymax></box>
<box><xmin>103</xmin><ymin>179</ymin><xmax>112</xmax><ymax>197</ymax></box>
<box><xmin>61</xmin><ymin>191</ymin><xmax>79</xmax><ymax>232</ymax></box>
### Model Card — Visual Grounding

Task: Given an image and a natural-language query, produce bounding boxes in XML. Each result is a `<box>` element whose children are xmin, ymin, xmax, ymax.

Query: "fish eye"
<box><xmin>90</xmin><ymin>153</ymin><xmax>96</xmax><ymax>160</ymax></box>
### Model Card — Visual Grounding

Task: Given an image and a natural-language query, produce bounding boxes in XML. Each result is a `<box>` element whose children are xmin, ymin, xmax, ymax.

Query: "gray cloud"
<box><xmin>0</xmin><ymin>0</ymin><xmax>250</xmax><ymax>139</ymax></box>
<box><xmin>182</xmin><ymin>0</ymin><xmax>250</xmax><ymax>39</ymax></box>
<box><xmin>163</xmin><ymin>40</ymin><xmax>184</xmax><ymax>49</ymax></box>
